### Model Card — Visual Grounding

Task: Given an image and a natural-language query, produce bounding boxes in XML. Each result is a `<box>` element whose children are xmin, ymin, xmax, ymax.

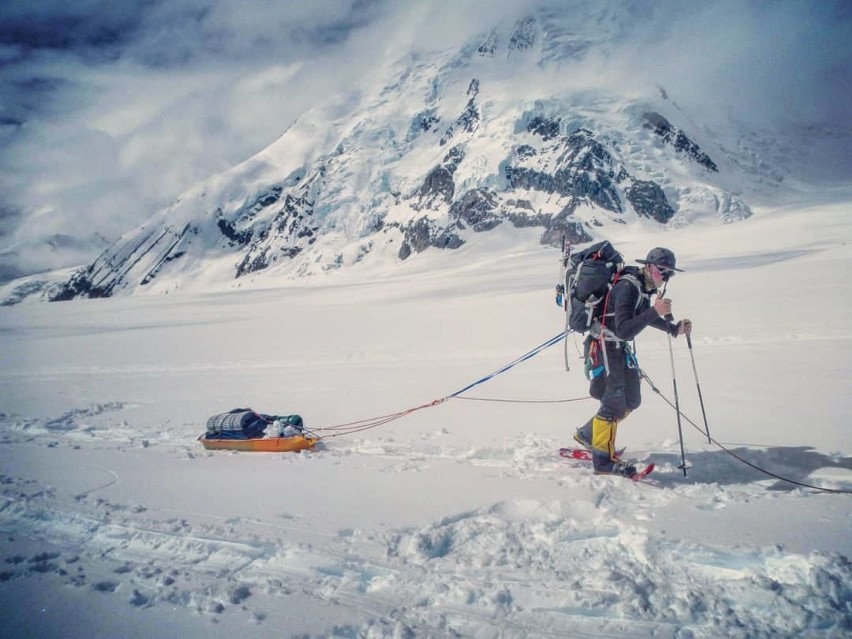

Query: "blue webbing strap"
<box><xmin>447</xmin><ymin>331</ymin><xmax>566</xmax><ymax>399</ymax></box>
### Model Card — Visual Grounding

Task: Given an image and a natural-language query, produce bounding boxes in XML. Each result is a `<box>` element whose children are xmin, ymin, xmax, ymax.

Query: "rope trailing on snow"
<box><xmin>313</xmin><ymin>331</ymin><xmax>568</xmax><ymax>439</ymax></box>
<box><xmin>310</xmin><ymin>399</ymin><xmax>446</xmax><ymax>439</ymax></box>
<box><xmin>640</xmin><ymin>369</ymin><xmax>852</xmax><ymax>495</ymax></box>
<box><xmin>454</xmin><ymin>395</ymin><xmax>590</xmax><ymax>404</ymax></box>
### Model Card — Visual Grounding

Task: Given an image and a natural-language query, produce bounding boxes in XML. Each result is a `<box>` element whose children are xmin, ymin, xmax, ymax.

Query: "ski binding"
<box><xmin>558</xmin><ymin>447</ymin><xmax>654</xmax><ymax>482</ymax></box>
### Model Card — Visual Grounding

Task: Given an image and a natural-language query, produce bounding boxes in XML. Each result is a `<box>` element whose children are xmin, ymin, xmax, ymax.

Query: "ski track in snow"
<box><xmin>1</xmin><ymin>407</ymin><xmax>850</xmax><ymax>638</ymax></box>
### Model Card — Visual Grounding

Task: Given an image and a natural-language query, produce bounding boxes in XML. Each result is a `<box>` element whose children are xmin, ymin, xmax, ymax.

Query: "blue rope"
<box><xmin>313</xmin><ymin>331</ymin><xmax>569</xmax><ymax>437</ymax></box>
<box><xmin>447</xmin><ymin>331</ymin><xmax>566</xmax><ymax>398</ymax></box>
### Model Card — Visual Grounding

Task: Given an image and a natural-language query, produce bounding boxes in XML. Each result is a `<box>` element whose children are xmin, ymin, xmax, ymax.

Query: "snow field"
<box><xmin>0</xmin><ymin>201</ymin><xmax>851</xmax><ymax>637</ymax></box>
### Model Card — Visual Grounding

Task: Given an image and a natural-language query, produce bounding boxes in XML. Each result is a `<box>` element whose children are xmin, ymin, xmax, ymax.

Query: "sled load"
<box><xmin>198</xmin><ymin>408</ymin><xmax>318</xmax><ymax>452</ymax></box>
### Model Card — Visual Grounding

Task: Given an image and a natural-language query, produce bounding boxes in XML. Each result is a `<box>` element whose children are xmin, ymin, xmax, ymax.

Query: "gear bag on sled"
<box><xmin>205</xmin><ymin>408</ymin><xmax>304</xmax><ymax>440</ymax></box>
<box><xmin>564</xmin><ymin>240</ymin><xmax>624</xmax><ymax>334</ymax></box>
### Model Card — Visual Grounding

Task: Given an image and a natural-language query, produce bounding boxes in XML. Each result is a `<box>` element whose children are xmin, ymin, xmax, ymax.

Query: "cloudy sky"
<box><xmin>0</xmin><ymin>0</ymin><xmax>850</xmax><ymax>280</ymax></box>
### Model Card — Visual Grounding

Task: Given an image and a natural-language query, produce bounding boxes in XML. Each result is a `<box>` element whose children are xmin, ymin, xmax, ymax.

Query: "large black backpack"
<box><xmin>206</xmin><ymin>409</ymin><xmax>271</xmax><ymax>439</ymax></box>
<box><xmin>205</xmin><ymin>409</ymin><xmax>305</xmax><ymax>440</ymax></box>
<box><xmin>565</xmin><ymin>240</ymin><xmax>624</xmax><ymax>333</ymax></box>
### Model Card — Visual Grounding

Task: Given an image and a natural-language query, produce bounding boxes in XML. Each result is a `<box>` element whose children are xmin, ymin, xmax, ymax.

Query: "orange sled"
<box><xmin>198</xmin><ymin>434</ymin><xmax>319</xmax><ymax>452</ymax></box>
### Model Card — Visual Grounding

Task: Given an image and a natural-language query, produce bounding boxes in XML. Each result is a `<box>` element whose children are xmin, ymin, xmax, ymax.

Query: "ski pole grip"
<box><xmin>686</xmin><ymin>333</ymin><xmax>693</xmax><ymax>349</ymax></box>
<box><xmin>657</xmin><ymin>287</ymin><xmax>675</xmax><ymax>323</ymax></box>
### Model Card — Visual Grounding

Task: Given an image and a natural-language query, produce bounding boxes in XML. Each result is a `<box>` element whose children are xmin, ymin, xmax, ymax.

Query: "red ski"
<box><xmin>558</xmin><ymin>447</ymin><xmax>654</xmax><ymax>481</ymax></box>
<box><xmin>559</xmin><ymin>446</ymin><xmax>625</xmax><ymax>461</ymax></box>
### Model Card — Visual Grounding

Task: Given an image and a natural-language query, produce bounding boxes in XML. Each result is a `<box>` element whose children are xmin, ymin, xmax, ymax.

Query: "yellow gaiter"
<box><xmin>591</xmin><ymin>415</ymin><xmax>619</xmax><ymax>461</ymax></box>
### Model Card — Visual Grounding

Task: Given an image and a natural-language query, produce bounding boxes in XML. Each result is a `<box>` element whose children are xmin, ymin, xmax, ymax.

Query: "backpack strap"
<box><xmin>600</xmin><ymin>272</ymin><xmax>645</xmax><ymax>329</ymax></box>
<box><xmin>618</xmin><ymin>273</ymin><xmax>649</xmax><ymax>313</ymax></box>
<box><xmin>594</xmin><ymin>273</ymin><xmax>650</xmax><ymax>375</ymax></box>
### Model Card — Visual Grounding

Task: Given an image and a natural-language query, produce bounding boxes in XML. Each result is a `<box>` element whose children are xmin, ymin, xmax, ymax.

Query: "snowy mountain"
<box><xmin>40</xmin><ymin>12</ymin><xmax>759</xmax><ymax>302</ymax></box>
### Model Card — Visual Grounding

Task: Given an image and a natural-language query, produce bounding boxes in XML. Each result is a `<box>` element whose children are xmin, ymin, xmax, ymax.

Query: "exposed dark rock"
<box><xmin>505</xmin><ymin>209</ymin><xmax>551</xmax><ymax>229</ymax></box>
<box><xmin>505</xmin><ymin>129</ymin><xmax>624</xmax><ymax>214</ymax></box>
<box><xmin>625</xmin><ymin>180</ymin><xmax>675</xmax><ymax>223</ymax></box>
<box><xmin>449</xmin><ymin>188</ymin><xmax>502</xmax><ymax>232</ymax></box>
<box><xmin>643</xmin><ymin>112</ymin><xmax>718</xmax><ymax>172</ymax></box>
<box><xmin>139</xmin><ymin>224</ymin><xmax>193</xmax><ymax>286</ymax></box>
<box><xmin>256</xmin><ymin>188</ymin><xmax>282</xmax><ymax>209</ymax></box>
<box><xmin>540</xmin><ymin>217</ymin><xmax>593</xmax><ymax>246</ymax></box>
<box><xmin>398</xmin><ymin>217</ymin><xmax>464</xmax><ymax>261</ymax></box>
<box><xmin>237</xmin><ymin>188</ymin><xmax>318</xmax><ymax>277</ymax></box>
<box><xmin>410</xmin><ymin>109</ymin><xmax>440</xmax><ymax>135</ymax></box>
<box><xmin>477</xmin><ymin>31</ymin><xmax>497</xmax><ymax>56</ymax></box>
<box><xmin>417</xmin><ymin>166</ymin><xmax>456</xmax><ymax>208</ymax></box>
<box><xmin>50</xmin><ymin>224</ymin><xmax>195</xmax><ymax>299</ymax></box>
<box><xmin>433</xmin><ymin>228</ymin><xmax>465</xmax><ymax>250</ymax></box>
<box><xmin>412</xmin><ymin>145</ymin><xmax>465</xmax><ymax>211</ymax></box>
<box><xmin>217</xmin><ymin>217</ymin><xmax>252</xmax><ymax>247</ymax></box>
<box><xmin>237</xmin><ymin>247</ymin><xmax>270</xmax><ymax>274</ymax></box>
<box><xmin>236</xmin><ymin>186</ymin><xmax>283</xmax><ymax>224</ymax></box>
<box><xmin>502</xmin><ymin>200</ymin><xmax>592</xmax><ymax>246</ymax></box>
<box><xmin>505</xmin><ymin>199</ymin><xmax>535</xmax><ymax>211</ymax></box>
<box><xmin>50</xmin><ymin>267</ymin><xmax>102</xmax><ymax>301</ymax></box>
<box><xmin>515</xmin><ymin>144</ymin><xmax>537</xmax><ymax>159</ymax></box>
<box><xmin>527</xmin><ymin>116</ymin><xmax>561</xmax><ymax>141</ymax></box>
<box><xmin>1</xmin><ymin>279</ymin><xmax>47</xmax><ymax>306</ymax></box>
<box><xmin>440</xmin><ymin>96</ymin><xmax>480</xmax><ymax>146</ymax></box>
<box><xmin>509</xmin><ymin>17</ymin><xmax>537</xmax><ymax>51</ymax></box>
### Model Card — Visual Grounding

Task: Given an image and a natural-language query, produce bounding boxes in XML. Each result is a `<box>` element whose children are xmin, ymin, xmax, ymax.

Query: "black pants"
<box><xmin>589</xmin><ymin>341</ymin><xmax>641</xmax><ymax>421</ymax></box>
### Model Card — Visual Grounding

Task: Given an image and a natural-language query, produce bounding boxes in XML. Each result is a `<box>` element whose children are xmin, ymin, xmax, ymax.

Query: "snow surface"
<box><xmin>1</xmin><ymin>198</ymin><xmax>851</xmax><ymax>637</ymax></box>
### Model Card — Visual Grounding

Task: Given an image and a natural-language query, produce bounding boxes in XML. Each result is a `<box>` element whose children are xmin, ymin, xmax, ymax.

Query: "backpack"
<box><xmin>205</xmin><ymin>408</ymin><xmax>304</xmax><ymax>440</ymax></box>
<box><xmin>564</xmin><ymin>240</ymin><xmax>624</xmax><ymax>334</ymax></box>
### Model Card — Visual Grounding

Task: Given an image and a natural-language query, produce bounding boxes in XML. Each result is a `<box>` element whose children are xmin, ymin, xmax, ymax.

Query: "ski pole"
<box><xmin>560</xmin><ymin>235</ymin><xmax>572</xmax><ymax>372</ymax></box>
<box><xmin>660</xmin><ymin>284</ymin><xmax>688</xmax><ymax>476</ymax></box>
<box><xmin>686</xmin><ymin>333</ymin><xmax>711</xmax><ymax>443</ymax></box>
<box><xmin>666</xmin><ymin>328</ymin><xmax>688</xmax><ymax>476</ymax></box>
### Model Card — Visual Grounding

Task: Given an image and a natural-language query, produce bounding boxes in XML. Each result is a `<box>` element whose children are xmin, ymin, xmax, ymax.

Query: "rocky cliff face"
<box><xmin>46</xmin><ymin>13</ymin><xmax>752</xmax><ymax>301</ymax></box>
<box><xmin>642</xmin><ymin>111</ymin><xmax>719</xmax><ymax>173</ymax></box>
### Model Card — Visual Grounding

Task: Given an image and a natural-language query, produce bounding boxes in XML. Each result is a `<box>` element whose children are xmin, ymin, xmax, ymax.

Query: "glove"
<box><xmin>676</xmin><ymin>319</ymin><xmax>693</xmax><ymax>337</ymax></box>
<box><xmin>653</xmin><ymin>296</ymin><xmax>672</xmax><ymax>318</ymax></box>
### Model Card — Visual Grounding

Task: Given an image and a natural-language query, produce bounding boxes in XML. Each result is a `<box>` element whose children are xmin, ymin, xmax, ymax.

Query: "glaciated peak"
<box><xmin>37</xmin><ymin>11</ymin><xmax>756</xmax><ymax>303</ymax></box>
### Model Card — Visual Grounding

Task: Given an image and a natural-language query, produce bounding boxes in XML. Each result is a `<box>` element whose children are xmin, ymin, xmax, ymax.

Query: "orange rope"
<box><xmin>311</xmin><ymin>394</ymin><xmax>590</xmax><ymax>440</ymax></box>
<box><xmin>313</xmin><ymin>399</ymin><xmax>446</xmax><ymax>439</ymax></box>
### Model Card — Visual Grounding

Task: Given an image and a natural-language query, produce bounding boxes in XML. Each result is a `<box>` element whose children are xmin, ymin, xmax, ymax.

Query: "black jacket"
<box><xmin>606</xmin><ymin>266</ymin><xmax>678</xmax><ymax>341</ymax></box>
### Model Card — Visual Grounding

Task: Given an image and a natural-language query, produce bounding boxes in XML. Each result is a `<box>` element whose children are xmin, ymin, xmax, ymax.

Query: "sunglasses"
<box><xmin>651</xmin><ymin>264</ymin><xmax>675</xmax><ymax>280</ymax></box>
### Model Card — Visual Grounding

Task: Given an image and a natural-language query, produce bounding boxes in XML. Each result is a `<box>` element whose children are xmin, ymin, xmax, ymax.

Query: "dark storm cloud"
<box><xmin>620</xmin><ymin>0</ymin><xmax>852</xmax><ymax>130</ymax></box>
<box><xmin>0</xmin><ymin>0</ymin><xmax>141</xmax><ymax>65</ymax></box>
<box><xmin>0</xmin><ymin>0</ymin><xmax>384</xmax><ymax>66</ymax></box>
<box><xmin>0</xmin><ymin>0</ymin><xmax>395</xmax><ymax>280</ymax></box>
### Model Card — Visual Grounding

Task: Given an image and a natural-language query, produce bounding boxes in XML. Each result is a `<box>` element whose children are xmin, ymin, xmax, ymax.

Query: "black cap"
<box><xmin>636</xmin><ymin>247</ymin><xmax>683</xmax><ymax>273</ymax></box>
